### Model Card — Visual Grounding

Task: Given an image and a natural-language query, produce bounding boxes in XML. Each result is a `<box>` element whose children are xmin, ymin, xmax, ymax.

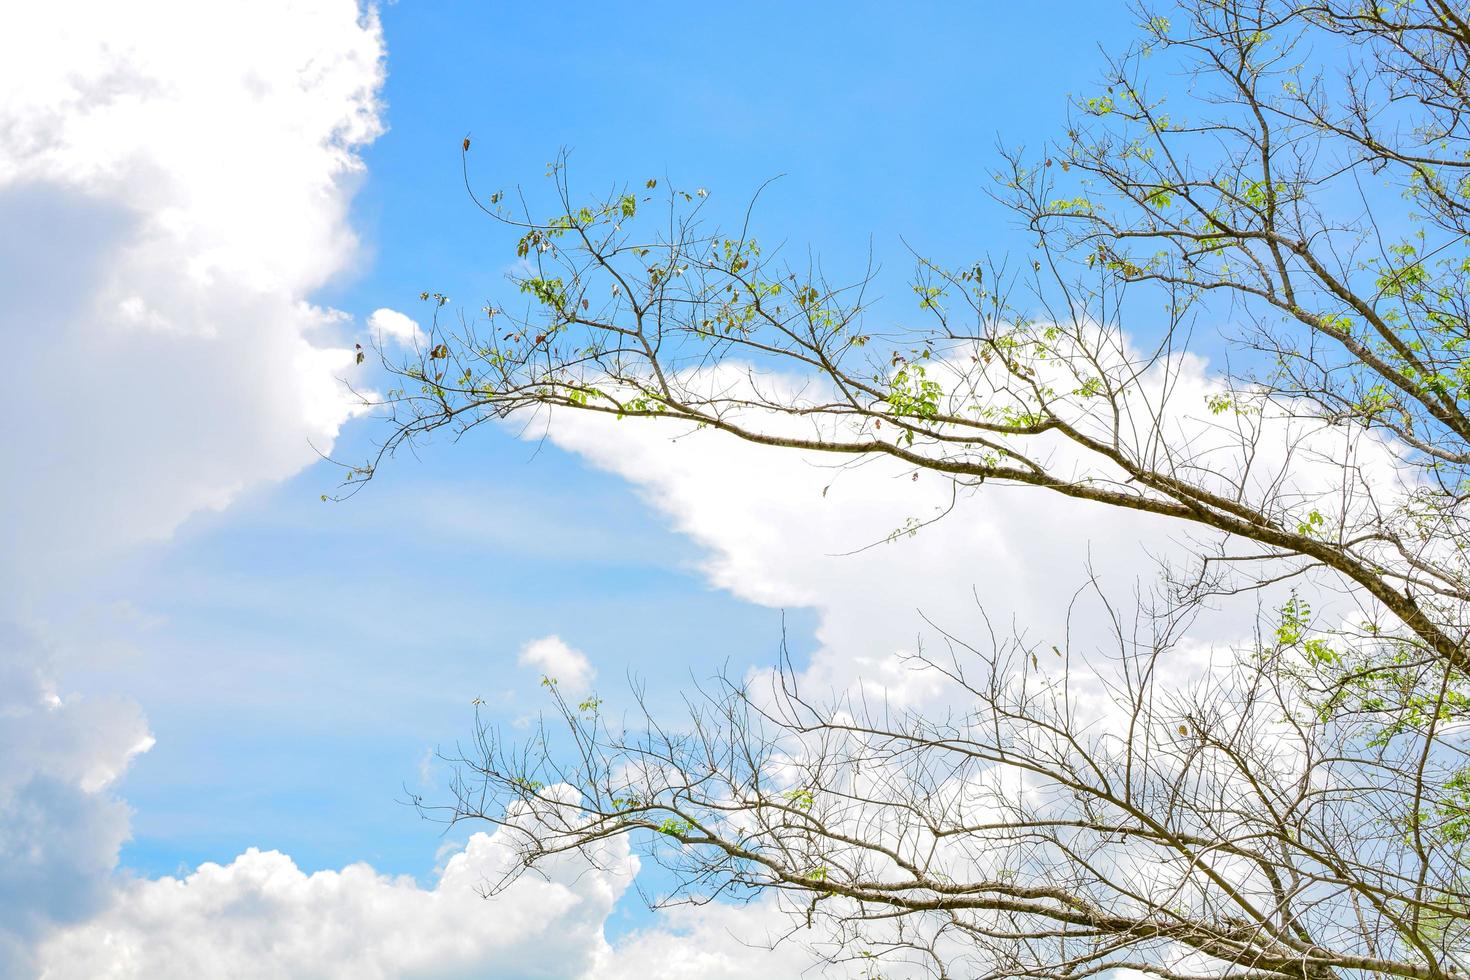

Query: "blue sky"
<box><xmin>332</xmin><ymin>1</ymin><xmax>1139</xmax><ymax>317</ymax></box>
<box><xmin>0</xmin><ymin>2</ymin><xmax>1186</xmax><ymax>974</ymax></box>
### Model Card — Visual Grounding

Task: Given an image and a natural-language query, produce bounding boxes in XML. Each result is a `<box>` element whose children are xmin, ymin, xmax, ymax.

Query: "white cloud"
<box><xmin>367</xmin><ymin>307</ymin><xmax>426</xmax><ymax>349</ymax></box>
<box><xmin>36</xmin><ymin>831</ymin><xmax>637</xmax><ymax>980</ymax></box>
<box><xmin>0</xmin><ymin>0</ymin><xmax>385</xmax><ymax>583</ymax></box>
<box><xmin>0</xmin><ymin>0</ymin><xmax>386</xmax><ymax>968</ymax></box>
<box><xmin>596</xmin><ymin>899</ymin><xmax>830</xmax><ymax>980</ymax></box>
<box><xmin>528</xmin><ymin>380</ymin><xmax>1217</xmax><ymax>705</ymax></box>
<box><xmin>0</xmin><ymin>624</ymin><xmax>153</xmax><ymax>976</ymax></box>
<box><xmin>518</xmin><ymin>634</ymin><xmax>596</xmax><ymax>695</ymax></box>
<box><xmin>33</xmin><ymin>816</ymin><xmax>845</xmax><ymax>980</ymax></box>
<box><xmin>527</xmin><ymin>355</ymin><xmax>1406</xmax><ymax>707</ymax></box>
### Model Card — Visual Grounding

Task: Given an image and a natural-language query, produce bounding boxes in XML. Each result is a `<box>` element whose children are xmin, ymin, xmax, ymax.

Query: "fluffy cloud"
<box><xmin>529</xmin><ymin>378</ymin><xmax>1226</xmax><ymax>705</ymax></box>
<box><xmin>0</xmin><ymin>625</ymin><xmax>153</xmax><ymax>976</ymax></box>
<box><xmin>36</xmin><ymin>831</ymin><xmax>636</xmax><ymax>980</ymax></box>
<box><xmin>596</xmin><ymin>899</ymin><xmax>830</xmax><ymax>980</ymax></box>
<box><xmin>367</xmin><ymin>307</ymin><xmax>427</xmax><ymax>349</ymax></box>
<box><xmin>34</xmin><ymin>835</ymin><xmax>850</xmax><ymax>980</ymax></box>
<box><xmin>518</xmin><ymin>634</ymin><xmax>596</xmax><ymax>695</ymax></box>
<box><xmin>0</xmin><ymin>0</ymin><xmax>384</xmax><ymax>969</ymax></box>
<box><xmin>0</xmin><ymin>0</ymin><xmax>384</xmax><ymax>582</ymax></box>
<box><xmin>527</xmin><ymin>353</ymin><xmax>1407</xmax><ymax>708</ymax></box>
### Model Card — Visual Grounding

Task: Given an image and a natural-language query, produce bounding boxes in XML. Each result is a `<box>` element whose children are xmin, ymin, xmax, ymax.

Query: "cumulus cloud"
<box><xmin>33</xmin><ymin>818</ymin><xmax>848</xmax><ymax>980</ymax></box>
<box><xmin>0</xmin><ymin>0</ymin><xmax>387</xmax><ymax>969</ymax></box>
<box><xmin>596</xmin><ymin>899</ymin><xmax>827</xmax><ymax>980</ymax></box>
<box><xmin>528</xmin><ymin>376</ymin><xmax>1224</xmax><ymax>705</ymax></box>
<box><xmin>518</xmin><ymin>634</ymin><xmax>597</xmax><ymax>695</ymax></box>
<box><xmin>36</xmin><ymin>830</ymin><xmax>637</xmax><ymax>980</ymax></box>
<box><xmin>526</xmin><ymin>351</ymin><xmax>1409</xmax><ymax>709</ymax></box>
<box><xmin>0</xmin><ymin>0</ymin><xmax>385</xmax><ymax>582</ymax></box>
<box><xmin>367</xmin><ymin>307</ymin><xmax>427</xmax><ymax>349</ymax></box>
<box><xmin>0</xmin><ymin>625</ymin><xmax>153</xmax><ymax>976</ymax></box>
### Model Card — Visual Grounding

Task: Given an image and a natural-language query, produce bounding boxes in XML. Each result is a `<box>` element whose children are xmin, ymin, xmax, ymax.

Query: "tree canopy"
<box><xmin>361</xmin><ymin>3</ymin><xmax>1470</xmax><ymax>978</ymax></box>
